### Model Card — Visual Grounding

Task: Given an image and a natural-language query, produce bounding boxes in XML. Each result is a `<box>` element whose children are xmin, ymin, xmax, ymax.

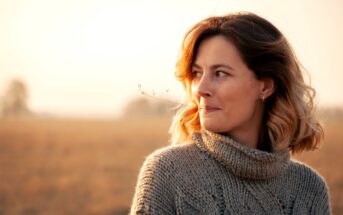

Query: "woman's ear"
<box><xmin>260</xmin><ymin>78</ymin><xmax>275</xmax><ymax>99</ymax></box>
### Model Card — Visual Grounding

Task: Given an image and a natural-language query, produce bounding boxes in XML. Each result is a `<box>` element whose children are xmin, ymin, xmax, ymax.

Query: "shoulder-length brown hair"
<box><xmin>170</xmin><ymin>12</ymin><xmax>323</xmax><ymax>154</ymax></box>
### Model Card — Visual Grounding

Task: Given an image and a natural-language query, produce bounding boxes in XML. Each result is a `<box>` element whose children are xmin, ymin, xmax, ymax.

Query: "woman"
<box><xmin>130</xmin><ymin>12</ymin><xmax>331</xmax><ymax>214</ymax></box>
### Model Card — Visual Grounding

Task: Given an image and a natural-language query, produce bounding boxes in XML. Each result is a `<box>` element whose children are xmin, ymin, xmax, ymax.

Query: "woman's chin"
<box><xmin>201</xmin><ymin>120</ymin><xmax>225</xmax><ymax>133</ymax></box>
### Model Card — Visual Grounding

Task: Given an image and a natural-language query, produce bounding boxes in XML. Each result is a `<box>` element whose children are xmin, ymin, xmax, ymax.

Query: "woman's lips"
<box><xmin>199</xmin><ymin>106</ymin><xmax>221</xmax><ymax>113</ymax></box>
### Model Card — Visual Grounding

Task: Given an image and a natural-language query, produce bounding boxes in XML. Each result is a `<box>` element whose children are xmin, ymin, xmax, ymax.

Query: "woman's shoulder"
<box><xmin>287</xmin><ymin>159</ymin><xmax>331</xmax><ymax>213</ymax></box>
<box><xmin>130</xmin><ymin>144</ymin><xmax>199</xmax><ymax>214</ymax></box>
<box><xmin>143</xmin><ymin>143</ymin><xmax>200</xmax><ymax>169</ymax></box>
<box><xmin>288</xmin><ymin>159</ymin><xmax>329</xmax><ymax>191</ymax></box>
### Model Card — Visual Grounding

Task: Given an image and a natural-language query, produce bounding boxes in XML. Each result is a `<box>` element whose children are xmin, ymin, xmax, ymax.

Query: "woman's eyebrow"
<box><xmin>211</xmin><ymin>64</ymin><xmax>234</xmax><ymax>70</ymax></box>
<box><xmin>192</xmin><ymin>64</ymin><xmax>202</xmax><ymax>69</ymax></box>
<box><xmin>192</xmin><ymin>63</ymin><xmax>234</xmax><ymax>70</ymax></box>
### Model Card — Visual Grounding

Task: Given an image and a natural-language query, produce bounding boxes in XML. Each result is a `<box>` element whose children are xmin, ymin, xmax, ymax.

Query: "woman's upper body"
<box><xmin>130</xmin><ymin>130</ymin><xmax>331</xmax><ymax>214</ymax></box>
<box><xmin>130</xmin><ymin>12</ymin><xmax>331</xmax><ymax>214</ymax></box>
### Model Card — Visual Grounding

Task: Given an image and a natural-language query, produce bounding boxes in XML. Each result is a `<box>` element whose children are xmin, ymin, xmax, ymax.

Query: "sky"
<box><xmin>0</xmin><ymin>0</ymin><xmax>342</xmax><ymax>117</ymax></box>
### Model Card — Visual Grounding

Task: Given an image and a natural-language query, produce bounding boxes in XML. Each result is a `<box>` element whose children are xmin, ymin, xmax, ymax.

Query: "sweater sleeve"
<box><xmin>130</xmin><ymin>149</ymin><xmax>176</xmax><ymax>215</ymax></box>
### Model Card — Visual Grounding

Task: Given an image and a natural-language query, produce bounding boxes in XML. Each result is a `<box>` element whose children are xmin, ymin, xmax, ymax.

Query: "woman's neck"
<box><xmin>226</xmin><ymin>103</ymin><xmax>265</xmax><ymax>150</ymax></box>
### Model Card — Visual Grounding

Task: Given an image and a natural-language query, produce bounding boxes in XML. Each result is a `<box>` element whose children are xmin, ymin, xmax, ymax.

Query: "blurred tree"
<box><xmin>1</xmin><ymin>78</ymin><xmax>30</xmax><ymax>117</ymax></box>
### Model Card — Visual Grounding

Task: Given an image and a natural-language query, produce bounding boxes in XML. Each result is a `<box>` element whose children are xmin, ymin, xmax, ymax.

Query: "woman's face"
<box><xmin>191</xmin><ymin>35</ymin><xmax>265</xmax><ymax>140</ymax></box>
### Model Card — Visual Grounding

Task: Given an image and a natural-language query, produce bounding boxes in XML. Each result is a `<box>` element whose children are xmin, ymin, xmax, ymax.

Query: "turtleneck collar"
<box><xmin>192</xmin><ymin>130</ymin><xmax>291</xmax><ymax>180</ymax></box>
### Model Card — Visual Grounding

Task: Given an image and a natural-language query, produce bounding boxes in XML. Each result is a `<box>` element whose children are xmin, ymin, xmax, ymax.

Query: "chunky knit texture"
<box><xmin>130</xmin><ymin>130</ymin><xmax>331</xmax><ymax>214</ymax></box>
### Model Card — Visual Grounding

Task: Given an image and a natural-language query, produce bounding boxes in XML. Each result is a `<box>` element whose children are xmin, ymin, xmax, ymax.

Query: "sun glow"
<box><xmin>1</xmin><ymin>0</ymin><xmax>342</xmax><ymax>117</ymax></box>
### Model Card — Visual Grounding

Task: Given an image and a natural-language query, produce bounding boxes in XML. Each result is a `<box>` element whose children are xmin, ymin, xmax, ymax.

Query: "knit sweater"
<box><xmin>130</xmin><ymin>130</ymin><xmax>331</xmax><ymax>214</ymax></box>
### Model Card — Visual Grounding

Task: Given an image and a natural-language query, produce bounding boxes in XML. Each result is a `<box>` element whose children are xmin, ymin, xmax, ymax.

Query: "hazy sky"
<box><xmin>0</xmin><ymin>0</ymin><xmax>342</xmax><ymax>117</ymax></box>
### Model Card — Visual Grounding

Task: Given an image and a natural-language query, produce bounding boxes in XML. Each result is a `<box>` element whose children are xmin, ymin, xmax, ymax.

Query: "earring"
<box><xmin>261</xmin><ymin>95</ymin><xmax>265</xmax><ymax>102</ymax></box>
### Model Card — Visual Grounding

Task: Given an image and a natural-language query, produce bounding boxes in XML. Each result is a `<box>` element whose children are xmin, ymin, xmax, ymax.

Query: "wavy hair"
<box><xmin>170</xmin><ymin>12</ymin><xmax>323</xmax><ymax>154</ymax></box>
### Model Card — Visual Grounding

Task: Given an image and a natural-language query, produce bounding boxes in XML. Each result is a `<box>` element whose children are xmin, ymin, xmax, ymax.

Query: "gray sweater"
<box><xmin>130</xmin><ymin>130</ymin><xmax>331</xmax><ymax>214</ymax></box>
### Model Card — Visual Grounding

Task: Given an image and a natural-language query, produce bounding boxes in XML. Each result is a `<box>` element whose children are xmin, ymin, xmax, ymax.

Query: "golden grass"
<box><xmin>0</xmin><ymin>116</ymin><xmax>342</xmax><ymax>214</ymax></box>
<box><xmin>0</xmin><ymin>117</ymin><xmax>171</xmax><ymax>215</ymax></box>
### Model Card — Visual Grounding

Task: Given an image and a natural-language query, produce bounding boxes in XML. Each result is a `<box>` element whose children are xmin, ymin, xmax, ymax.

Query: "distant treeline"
<box><xmin>317</xmin><ymin>107</ymin><xmax>343</xmax><ymax>121</ymax></box>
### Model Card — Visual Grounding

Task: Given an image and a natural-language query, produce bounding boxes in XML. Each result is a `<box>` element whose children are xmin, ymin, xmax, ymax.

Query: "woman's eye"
<box><xmin>215</xmin><ymin>71</ymin><xmax>228</xmax><ymax>77</ymax></box>
<box><xmin>192</xmin><ymin>71</ymin><xmax>202</xmax><ymax>78</ymax></box>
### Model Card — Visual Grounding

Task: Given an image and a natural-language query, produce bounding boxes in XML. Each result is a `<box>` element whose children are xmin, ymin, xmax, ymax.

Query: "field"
<box><xmin>0</xmin><ymin>116</ymin><xmax>342</xmax><ymax>214</ymax></box>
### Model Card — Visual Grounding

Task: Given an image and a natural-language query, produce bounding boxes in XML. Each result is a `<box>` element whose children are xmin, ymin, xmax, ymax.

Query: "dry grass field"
<box><xmin>0</xmin><ymin>115</ymin><xmax>342</xmax><ymax>214</ymax></box>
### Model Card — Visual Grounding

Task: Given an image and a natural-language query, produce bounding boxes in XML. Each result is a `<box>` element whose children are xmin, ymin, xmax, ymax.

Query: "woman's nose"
<box><xmin>194</xmin><ymin>75</ymin><xmax>212</xmax><ymax>98</ymax></box>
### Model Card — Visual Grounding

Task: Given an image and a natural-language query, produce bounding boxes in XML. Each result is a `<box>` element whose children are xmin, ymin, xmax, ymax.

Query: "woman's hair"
<box><xmin>170</xmin><ymin>12</ymin><xmax>323</xmax><ymax>154</ymax></box>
